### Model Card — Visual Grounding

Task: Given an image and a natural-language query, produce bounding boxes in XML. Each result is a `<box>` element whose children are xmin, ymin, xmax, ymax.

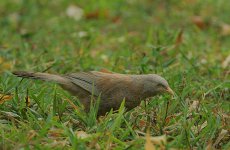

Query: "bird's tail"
<box><xmin>12</xmin><ymin>71</ymin><xmax>70</xmax><ymax>85</ymax></box>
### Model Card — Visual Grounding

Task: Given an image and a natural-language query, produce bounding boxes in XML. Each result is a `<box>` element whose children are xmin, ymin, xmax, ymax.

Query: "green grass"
<box><xmin>0</xmin><ymin>0</ymin><xmax>229</xmax><ymax>149</ymax></box>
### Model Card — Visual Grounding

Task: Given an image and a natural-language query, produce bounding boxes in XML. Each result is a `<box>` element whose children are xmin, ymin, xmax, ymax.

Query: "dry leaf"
<box><xmin>48</xmin><ymin>140</ymin><xmax>69</xmax><ymax>148</ymax></box>
<box><xmin>145</xmin><ymin>129</ymin><xmax>167</xmax><ymax>150</ymax></box>
<box><xmin>0</xmin><ymin>111</ymin><xmax>20</xmax><ymax>118</ymax></box>
<box><xmin>25</xmin><ymin>96</ymin><xmax>31</xmax><ymax>107</ymax></box>
<box><xmin>75</xmin><ymin>131</ymin><xmax>89</xmax><ymax>139</ymax></box>
<box><xmin>0</xmin><ymin>57</ymin><xmax>13</xmax><ymax>73</ymax></box>
<box><xmin>188</xmin><ymin>100</ymin><xmax>200</xmax><ymax>113</ymax></box>
<box><xmin>213</xmin><ymin>129</ymin><xmax>228</xmax><ymax>147</ymax></box>
<box><xmin>192</xmin><ymin>16</ymin><xmax>209</xmax><ymax>29</ymax></box>
<box><xmin>222</xmin><ymin>55</ymin><xmax>230</xmax><ymax>69</ymax></box>
<box><xmin>85</xmin><ymin>10</ymin><xmax>100</xmax><ymax>19</ymax></box>
<box><xmin>78</xmin><ymin>31</ymin><xmax>88</xmax><ymax>38</ymax></box>
<box><xmin>145</xmin><ymin>130</ymin><xmax>155</xmax><ymax>150</ymax></box>
<box><xmin>0</xmin><ymin>94</ymin><xmax>13</xmax><ymax>104</ymax></box>
<box><xmin>66</xmin><ymin>5</ymin><xmax>84</xmax><ymax>21</ymax></box>
<box><xmin>85</xmin><ymin>9</ymin><xmax>109</xmax><ymax>20</ymax></box>
<box><xmin>150</xmin><ymin>135</ymin><xmax>167</xmax><ymax>147</ymax></box>
<box><xmin>175</xmin><ymin>30</ymin><xmax>183</xmax><ymax>47</ymax></box>
<box><xmin>48</xmin><ymin>128</ymin><xmax>64</xmax><ymax>138</ymax></box>
<box><xmin>191</xmin><ymin>121</ymin><xmax>208</xmax><ymax>134</ymax></box>
<box><xmin>205</xmin><ymin>141</ymin><xmax>213</xmax><ymax>150</ymax></box>
<box><xmin>220</xmin><ymin>23</ymin><xmax>230</xmax><ymax>36</ymax></box>
<box><xmin>27</xmin><ymin>130</ymin><xmax>38</xmax><ymax>141</ymax></box>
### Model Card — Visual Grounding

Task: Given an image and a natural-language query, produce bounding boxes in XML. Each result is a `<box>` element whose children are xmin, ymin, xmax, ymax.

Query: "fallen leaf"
<box><xmin>111</xmin><ymin>16</ymin><xmax>121</xmax><ymax>23</ymax></box>
<box><xmin>75</xmin><ymin>131</ymin><xmax>89</xmax><ymax>139</ymax></box>
<box><xmin>205</xmin><ymin>141</ymin><xmax>213</xmax><ymax>150</ymax></box>
<box><xmin>188</xmin><ymin>100</ymin><xmax>200</xmax><ymax>113</ymax></box>
<box><xmin>191</xmin><ymin>121</ymin><xmax>208</xmax><ymax>134</ymax></box>
<box><xmin>213</xmin><ymin>129</ymin><xmax>228</xmax><ymax>148</ymax></box>
<box><xmin>48</xmin><ymin>128</ymin><xmax>64</xmax><ymax>138</ymax></box>
<box><xmin>0</xmin><ymin>94</ymin><xmax>13</xmax><ymax>104</ymax></box>
<box><xmin>0</xmin><ymin>57</ymin><xmax>13</xmax><ymax>73</ymax></box>
<box><xmin>85</xmin><ymin>9</ymin><xmax>109</xmax><ymax>20</ymax></box>
<box><xmin>175</xmin><ymin>29</ymin><xmax>183</xmax><ymax>47</ymax></box>
<box><xmin>25</xmin><ymin>95</ymin><xmax>31</xmax><ymax>107</ymax></box>
<box><xmin>85</xmin><ymin>10</ymin><xmax>100</xmax><ymax>19</ymax></box>
<box><xmin>222</xmin><ymin>55</ymin><xmax>230</xmax><ymax>69</ymax></box>
<box><xmin>78</xmin><ymin>31</ymin><xmax>88</xmax><ymax>38</ymax></box>
<box><xmin>48</xmin><ymin>140</ymin><xmax>69</xmax><ymax>148</ymax></box>
<box><xmin>66</xmin><ymin>5</ymin><xmax>84</xmax><ymax>21</ymax></box>
<box><xmin>145</xmin><ymin>130</ymin><xmax>155</xmax><ymax>150</ymax></box>
<box><xmin>150</xmin><ymin>135</ymin><xmax>167</xmax><ymax>148</ymax></box>
<box><xmin>27</xmin><ymin>130</ymin><xmax>38</xmax><ymax>141</ymax></box>
<box><xmin>192</xmin><ymin>16</ymin><xmax>209</xmax><ymax>29</ymax></box>
<box><xmin>0</xmin><ymin>111</ymin><xmax>20</xmax><ymax>118</ymax></box>
<box><xmin>220</xmin><ymin>23</ymin><xmax>230</xmax><ymax>36</ymax></box>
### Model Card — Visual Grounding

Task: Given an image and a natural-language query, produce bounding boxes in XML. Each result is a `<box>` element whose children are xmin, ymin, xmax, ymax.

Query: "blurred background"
<box><xmin>0</xmin><ymin>0</ymin><xmax>229</xmax><ymax>149</ymax></box>
<box><xmin>0</xmin><ymin>0</ymin><xmax>229</xmax><ymax>74</ymax></box>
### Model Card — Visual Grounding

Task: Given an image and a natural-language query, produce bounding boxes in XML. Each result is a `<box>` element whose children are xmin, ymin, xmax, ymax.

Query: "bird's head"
<box><xmin>143</xmin><ymin>74</ymin><xmax>174</xmax><ymax>96</ymax></box>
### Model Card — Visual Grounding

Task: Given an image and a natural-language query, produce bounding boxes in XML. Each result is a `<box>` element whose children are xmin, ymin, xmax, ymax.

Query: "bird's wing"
<box><xmin>91</xmin><ymin>71</ymin><xmax>136</xmax><ymax>97</ymax></box>
<box><xmin>65</xmin><ymin>72</ymin><xmax>100</xmax><ymax>96</ymax></box>
<box><xmin>91</xmin><ymin>72</ymin><xmax>143</xmax><ymax>112</ymax></box>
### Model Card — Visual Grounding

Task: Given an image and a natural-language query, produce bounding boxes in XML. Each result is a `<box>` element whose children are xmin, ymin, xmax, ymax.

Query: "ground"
<box><xmin>0</xmin><ymin>0</ymin><xmax>229</xmax><ymax>149</ymax></box>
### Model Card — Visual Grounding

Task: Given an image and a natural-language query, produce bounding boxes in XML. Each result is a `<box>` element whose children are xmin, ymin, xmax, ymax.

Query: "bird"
<box><xmin>12</xmin><ymin>70</ymin><xmax>174</xmax><ymax>115</ymax></box>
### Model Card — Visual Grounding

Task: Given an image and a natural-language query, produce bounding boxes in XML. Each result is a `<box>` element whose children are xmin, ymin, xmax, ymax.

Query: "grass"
<box><xmin>0</xmin><ymin>0</ymin><xmax>229</xmax><ymax>149</ymax></box>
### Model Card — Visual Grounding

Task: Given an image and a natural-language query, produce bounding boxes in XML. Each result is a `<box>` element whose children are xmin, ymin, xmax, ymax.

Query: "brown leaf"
<box><xmin>175</xmin><ymin>30</ymin><xmax>183</xmax><ymax>47</ymax></box>
<box><xmin>85</xmin><ymin>9</ymin><xmax>109</xmax><ymax>20</ymax></box>
<box><xmin>85</xmin><ymin>10</ymin><xmax>100</xmax><ymax>19</ymax></box>
<box><xmin>27</xmin><ymin>130</ymin><xmax>38</xmax><ymax>141</ymax></box>
<box><xmin>25</xmin><ymin>96</ymin><xmax>31</xmax><ymax>107</ymax></box>
<box><xmin>0</xmin><ymin>57</ymin><xmax>13</xmax><ymax>73</ymax></box>
<box><xmin>205</xmin><ymin>141</ymin><xmax>213</xmax><ymax>150</ymax></box>
<box><xmin>48</xmin><ymin>128</ymin><xmax>64</xmax><ymax>138</ymax></box>
<box><xmin>111</xmin><ymin>16</ymin><xmax>121</xmax><ymax>23</ymax></box>
<box><xmin>0</xmin><ymin>94</ymin><xmax>13</xmax><ymax>104</ymax></box>
<box><xmin>192</xmin><ymin>16</ymin><xmax>209</xmax><ymax>29</ymax></box>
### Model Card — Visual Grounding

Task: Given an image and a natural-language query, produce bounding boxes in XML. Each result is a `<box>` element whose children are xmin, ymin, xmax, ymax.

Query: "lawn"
<box><xmin>0</xmin><ymin>0</ymin><xmax>229</xmax><ymax>149</ymax></box>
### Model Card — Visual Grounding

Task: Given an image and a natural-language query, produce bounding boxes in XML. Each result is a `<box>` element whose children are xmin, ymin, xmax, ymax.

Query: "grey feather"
<box><xmin>65</xmin><ymin>72</ymin><xmax>100</xmax><ymax>96</ymax></box>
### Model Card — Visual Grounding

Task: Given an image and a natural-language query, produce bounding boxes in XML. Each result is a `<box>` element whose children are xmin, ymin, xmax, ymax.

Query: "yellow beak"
<box><xmin>166</xmin><ymin>86</ymin><xmax>174</xmax><ymax>95</ymax></box>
